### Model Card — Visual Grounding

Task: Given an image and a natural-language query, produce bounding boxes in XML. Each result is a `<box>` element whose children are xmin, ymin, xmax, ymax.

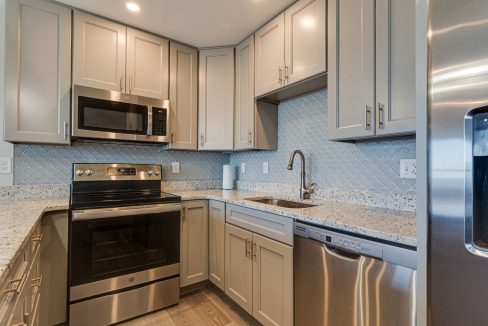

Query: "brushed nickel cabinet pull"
<box><xmin>252</xmin><ymin>242</ymin><xmax>257</xmax><ymax>259</ymax></box>
<box><xmin>365</xmin><ymin>105</ymin><xmax>371</xmax><ymax>130</ymax></box>
<box><xmin>120</xmin><ymin>75</ymin><xmax>123</xmax><ymax>92</ymax></box>
<box><xmin>285</xmin><ymin>65</ymin><xmax>289</xmax><ymax>83</ymax></box>
<box><xmin>377</xmin><ymin>102</ymin><xmax>384</xmax><ymax>129</ymax></box>
<box><xmin>129</xmin><ymin>76</ymin><xmax>132</xmax><ymax>93</ymax></box>
<box><xmin>170</xmin><ymin>133</ymin><xmax>174</xmax><ymax>144</ymax></box>
<box><xmin>32</xmin><ymin>233</ymin><xmax>43</xmax><ymax>243</ymax></box>
<box><xmin>248</xmin><ymin>131</ymin><xmax>252</xmax><ymax>144</ymax></box>
<box><xmin>245</xmin><ymin>238</ymin><xmax>249</xmax><ymax>257</ymax></box>
<box><xmin>3</xmin><ymin>272</ymin><xmax>27</xmax><ymax>294</ymax></box>
<box><xmin>200</xmin><ymin>134</ymin><xmax>204</xmax><ymax>147</ymax></box>
<box><xmin>31</xmin><ymin>275</ymin><xmax>43</xmax><ymax>288</ymax></box>
<box><xmin>63</xmin><ymin>121</ymin><xmax>68</xmax><ymax>139</ymax></box>
<box><xmin>279</xmin><ymin>65</ymin><xmax>283</xmax><ymax>85</ymax></box>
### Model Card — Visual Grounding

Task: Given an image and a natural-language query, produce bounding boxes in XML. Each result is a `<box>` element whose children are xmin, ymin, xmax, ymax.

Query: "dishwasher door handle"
<box><xmin>323</xmin><ymin>244</ymin><xmax>361</xmax><ymax>260</ymax></box>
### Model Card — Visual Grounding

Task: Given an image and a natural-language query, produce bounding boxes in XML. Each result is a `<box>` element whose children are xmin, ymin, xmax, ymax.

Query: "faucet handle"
<box><xmin>308</xmin><ymin>183</ymin><xmax>318</xmax><ymax>193</ymax></box>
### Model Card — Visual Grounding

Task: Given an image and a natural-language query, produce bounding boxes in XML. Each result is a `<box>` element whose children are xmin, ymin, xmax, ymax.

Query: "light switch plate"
<box><xmin>172</xmin><ymin>162</ymin><xmax>180</xmax><ymax>174</ymax></box>
<box><xmin>400</xmin><ymin>159</ymin><xmax>416</xmax><ymax>179</ymax></box>
<box><xmin>263</xmin><ymin>162</ymin><xmax>269</xmax><ymax>174</ymax></box>
<box><xmin>240</xmin><ymin>163</ymin><xmax>246</xmax><ymax>174</ymax></box>
<box><xmin>0</xmin><ymin>157</ymin><xmax>11</xmax><ymax>174</ymax></box>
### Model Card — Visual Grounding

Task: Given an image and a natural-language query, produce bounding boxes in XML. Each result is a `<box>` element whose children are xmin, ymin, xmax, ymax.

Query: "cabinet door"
<box><xmin>327</xmin><ymin>0</ymin><xmax>375</xmax><ymax>140</ymax></box>
<box><xmin>255</xmin><ymin>14</ymin><xmax>285</xmax><ymax>97</ymax></box>
<box><xmin>180</xmin><ymin>201</ymin><xmax>209</xmax><ymax>287</ymax></box>
<box><xmin>198</xmin><ymin>48</ymin><xmax>234</xmax><ymax>151</ymax></box>
<box><xmin>284</xmin><ymin>0</ymin><xmax>326</xmax><ymax>85</ymax></box>
<box><xmin>375</xmin><ymin>0</ymin><xmax>416</xmax><ymax>136</ymax></box>
<box><xmin>209</xmin><ymin>200</ymin><xmax>226</xmax><ymax>290</ymax></box>
<box><xmin>126</xmin><ymin>28</ymin><xmax>169</xmax><ymax>99</ymax></box>
<box><xmin>169</xmin><ymin>43</ymin><xmax>198</xmax><ymax>150</ymax></box>
<box><xmin>252</xmin><ymin>233</ymin><xmax>293</xmax><ymax>326</ymax></box>
<box><xmin>73</xmin><ymin>11</ymin><xmax>126</xmax><ymax>92</ymax></box>
<box><xmin>225</xmin><ymin>223</ymin><xmax>253</xmax><ymax>314</ymax></box>
<box><xmin>235</xmin><ymin>36</ymin><xmax>256</xmax><ymax>150</ymax></box>
<box><xmin>4</xmin><ymin>0</ymin><xmax>71</xmax><ymax>144</ymax></box>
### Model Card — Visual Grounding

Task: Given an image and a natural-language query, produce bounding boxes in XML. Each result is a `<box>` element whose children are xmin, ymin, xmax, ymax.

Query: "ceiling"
<box><xmin>56</xmin><ymin>0</ymin><xmax>296</xmax><ymax>48</ymax></box>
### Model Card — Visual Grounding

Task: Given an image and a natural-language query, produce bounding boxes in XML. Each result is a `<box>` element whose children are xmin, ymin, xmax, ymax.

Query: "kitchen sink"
<box><xmin>247</xmin><ymin>198</ymin><xmax>317</xmax><ymax>209</ymax></box>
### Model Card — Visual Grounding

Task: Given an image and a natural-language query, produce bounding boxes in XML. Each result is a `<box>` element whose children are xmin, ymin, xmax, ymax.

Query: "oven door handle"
<box><xmin>72</xmin><ymin>204</ymin><xmax>182</xmax><ymax>221</ymax></box>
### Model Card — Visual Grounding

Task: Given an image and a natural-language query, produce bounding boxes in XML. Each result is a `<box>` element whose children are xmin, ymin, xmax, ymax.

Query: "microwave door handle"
<box><xmin>147</xmin><ymin>107</ymin><xmax>153</xmax><ymax>136</ymax></box>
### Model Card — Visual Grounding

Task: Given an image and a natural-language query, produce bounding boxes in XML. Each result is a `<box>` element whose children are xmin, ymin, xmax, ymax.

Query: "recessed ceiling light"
<box><xmin>126</xmin><ymin>2</ymin><xmax>141</xmax><ymax>12</ymax></box>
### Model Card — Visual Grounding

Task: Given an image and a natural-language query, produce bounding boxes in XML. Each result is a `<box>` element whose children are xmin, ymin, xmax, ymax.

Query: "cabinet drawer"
<box><xmin>226</xmin><ymin>204</ymin><xmax>293</xmax><ymax>246</ymax></box>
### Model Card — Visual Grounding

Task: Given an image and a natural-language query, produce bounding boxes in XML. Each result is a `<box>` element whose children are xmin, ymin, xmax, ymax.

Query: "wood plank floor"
<box><xmin>121</xmin><ymin>286</ymin><xmax>260</xmax><ymax>326</ymax></box>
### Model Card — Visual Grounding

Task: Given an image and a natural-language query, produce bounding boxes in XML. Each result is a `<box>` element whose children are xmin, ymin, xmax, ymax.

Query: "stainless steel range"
<box><xmin>68</xmin><ymin>163</ymin><xmax>181</xmax><ymax>326</ymax></box>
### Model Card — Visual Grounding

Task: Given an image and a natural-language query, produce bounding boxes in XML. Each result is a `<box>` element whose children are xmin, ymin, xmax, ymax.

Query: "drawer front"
<box><xmin>226</xmin><ymin>204</ymin><xmax>293</xmax><ymax>246</ymax></box>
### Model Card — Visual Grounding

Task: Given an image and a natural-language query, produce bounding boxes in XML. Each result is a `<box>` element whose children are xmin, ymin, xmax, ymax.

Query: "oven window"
<box><xmin>70</xmin><ymin>210</ymin><xmax>180</xmax><ymax>286</ymax></box>
<box><xmin>78</xmin><ymin>96</ymin><xmax>147</xmax><ymax>135</ymax></box>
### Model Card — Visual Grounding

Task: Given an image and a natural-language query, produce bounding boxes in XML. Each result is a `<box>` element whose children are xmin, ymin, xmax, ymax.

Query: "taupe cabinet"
<box><xmin>255</xmin><ymin>0</ymin><xmax>326</xmax><ymax>97</ymax></box>
<box><xmin>225</xmin><ymin>205</ymin><xmax>293</xmax><ymax>326</ymax></box>
<box><xmin>198</xmin><ymin>47</ymin><xmax>235</xmax><ymax>151</ymax></box>
<box><xmin>169</xmin><ymin>43</ymin><xmax>198</xmax><ymax>150</ymax></box>
<box><xmin>73</xmin><ymin>11</ymin><xmax>169</xmax><ymax>100</ymax></box>
<box><xmin>180</xmin><ymin>201</ymin><xmax>209</xmax><ymax>287</ymax></box>
<box><xmin>208</xmin><ymin>200</ymin><xmax>226</xmax><ymax>290</ymax></box>
<box><xmin>328</xmin><ymin>0</ymin><xmax>415</xmax><ymax>140</ymax></box>
<box><xmin>0</xmin><ymin>221</ymin><xmax>43</xmax><ymax>325</ymax></box>
<box><xmin>4</xmin><ymin>0</ymin><xmax>71</xmax><ymax>144</ymax></box>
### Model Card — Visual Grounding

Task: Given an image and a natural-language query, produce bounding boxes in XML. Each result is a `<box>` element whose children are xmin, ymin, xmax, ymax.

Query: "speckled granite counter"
<box><xmin>0</xmin><ymin>198</ymin><xmax>69</xmax><ymax>285</ymax></box>
<box><xmin>174</xmin><ymin>190</ymin><xmax>417</xmax><ymax>248</ymax></box>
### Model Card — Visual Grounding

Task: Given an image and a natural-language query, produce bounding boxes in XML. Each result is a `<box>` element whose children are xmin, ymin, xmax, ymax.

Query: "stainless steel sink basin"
<box><xmin>247</xmin><ymin>198</ymin><xmax>317</xmax><ymax>209</ymax></box>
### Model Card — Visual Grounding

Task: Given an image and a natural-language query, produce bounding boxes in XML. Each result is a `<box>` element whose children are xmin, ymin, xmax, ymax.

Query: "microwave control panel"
<box><xmin>152</xmin><ymin>108</ymin><xmax>167</xmax><ymax>136</ymax></box>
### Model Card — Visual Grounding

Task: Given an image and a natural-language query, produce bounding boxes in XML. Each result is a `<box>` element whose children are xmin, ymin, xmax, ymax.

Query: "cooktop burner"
<box><xmin>70</xmin><ymin>163</ymin><xmax>181</xmax><ymax>210</ymax></box>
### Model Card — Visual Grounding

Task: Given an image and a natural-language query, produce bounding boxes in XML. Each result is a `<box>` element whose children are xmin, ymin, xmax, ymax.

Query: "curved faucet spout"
<box><xmin>287</xmin><ymin>150</ymin><xmax>305</xmax><ymax>171</ymax></box>
<box><xmin>287</xmin><ymin>150</ymin><xmax>313</xmax><ymax>200</ymax></box>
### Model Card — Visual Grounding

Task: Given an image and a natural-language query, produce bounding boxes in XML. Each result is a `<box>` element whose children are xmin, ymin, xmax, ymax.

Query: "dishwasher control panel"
<box><xmin>294</xmin><ymin>224</ymin><xmax>383</xmax><ymax>259</ymax></box>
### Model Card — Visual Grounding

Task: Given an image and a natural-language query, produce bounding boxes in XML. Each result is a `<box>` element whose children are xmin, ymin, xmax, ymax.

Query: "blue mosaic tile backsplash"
<box><xmin>230</xmin><ymin>90</ymin><xmax>416</xmax><ymax>195</ymax></box>
<box><xmin>14</xmin><ymin>142</ymin><xmax>229</xmax><ymax>185</ymax></box>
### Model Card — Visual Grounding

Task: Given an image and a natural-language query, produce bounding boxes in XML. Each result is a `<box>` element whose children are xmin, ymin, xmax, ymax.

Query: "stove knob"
<box><xmin>147</xmin><ymin>170</ymin><xmax>154</xmax><ymax>176</ymax></box>
<box><xmin>85</xmin><ymin>169</ymin><xmax>93</xmax><ymax>176</ymax></box>
<box><xmin>75</xmin><ymin>169</ymin><xmax>84</xmax><ymax>176</ymax></box>
<box><xmin>154</xmin><ymin>170</ymin><xmax>160</xmax><ymax>176</ymax></box>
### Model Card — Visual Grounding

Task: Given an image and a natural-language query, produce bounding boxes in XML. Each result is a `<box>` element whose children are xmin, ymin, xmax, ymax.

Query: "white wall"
<box><xmin>0</xmin><ymin>0</ymin><xmax>15</xmax><ymax>186</ymax></box>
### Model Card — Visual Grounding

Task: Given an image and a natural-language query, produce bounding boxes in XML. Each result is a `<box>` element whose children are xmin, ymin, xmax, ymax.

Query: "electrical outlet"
<box><xmin>172</xmin><ymin>162</ymin><xmax>180</xmax><ymax>174</ymax></box>
<box><xmin>400</xmin><ymin>159</ymin><xmax>416</xmax><ymax>179</ymax></box>
<box><xmin>263</xmin><ymin>162</ymin><xmax>269</xmax><ymax>174</ymax></box>
<box><xmin>240</xmin><ymin>163</ymin><xmax>246</xmax><ymax>174</ymax></box>
<box><xmin>0</xmin><ymin>157</ymin><xmax>11</xmax><ymax>174</ymax></box>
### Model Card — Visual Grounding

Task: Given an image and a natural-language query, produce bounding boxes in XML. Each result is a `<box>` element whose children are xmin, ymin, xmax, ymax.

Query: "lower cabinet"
<box><xmin>225</xmin><ymin>223</ymin><xmax>293</xmax><ymax>326</ymax></box>
<box><xmin>208</xmin><ymin>200</ymin><xmax>226</xmax><ymax>290</ymax></box>
<box><xmin>180</xmin><ymin>200</ymin><xmax>209</xmax><ymax>287</ymax></box>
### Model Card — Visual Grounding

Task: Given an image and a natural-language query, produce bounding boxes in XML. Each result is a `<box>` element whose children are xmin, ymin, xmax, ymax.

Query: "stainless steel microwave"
<box><xmin>72</xmin><ymin>85</ymin><xmax>171</xmax><ymax>143</ymax></box>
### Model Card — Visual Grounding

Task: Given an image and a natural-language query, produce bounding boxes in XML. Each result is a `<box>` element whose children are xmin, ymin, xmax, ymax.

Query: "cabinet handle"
<box><xmin>3</xmin><ymin>272</ymin><xmax>27</xmax><ymax>294</ymax></box>
<box><xmin>285</xmin><ymin>65</ymin><xmax>289</xmax><ymax>83</ymax></box>
<box><xmin>278</xmin><ymin>65</ymin><xmax>283</xmax><ymax>85</ymax></box>
<box><xmin>377</xmin><ymin>102</ymin><xmax>384</xmax><ymax>129</ymax></box>
<box><xmin>120</xmin><ymin>75</ymin><xmax>123</xmax><ymax>92</ymax></box>
<box><xmin>181</xmin><ymin>206</ymin><xmax>185</xmax><ymax>220</ymax></box>
<box><xmin>31</xmin><ymin>275</ymin><xmax>43</xmax><ymax>288</ymax></box>
<box><xmin>252</xmin><ymin>242</ymin><xmax>257</xmax><ymax>259</ymax></box>
<box><xmin>63</xmin><ymin>121</ymin><xmax>68</xmax><ymax>139</ymax></box>
<box><xmin>32</xmin><ymin>233</ymin><xmax>43</xmax><ymax>243</ymax></box>
<box><xmin>364</xmin><ymin>105</ymin><xmax>371</xmax><ymax>130</ymax></box>
<box><xmin>200</xmin><ymin>134</ymin><xmax>204</xmax><ymax>147</ymax></box>
<box><xmin>248</xmin><ymin>131</ymin><xmax>252</xmax><ymax>144</ymax></box>
<box><xmin>245</xmin><ymin>238</ymin><xmax>250</xmax><ymax>257</ymax></box>
<box><xmin>129</xmin><ymin>76</ymin><xmax>132</xmax><ymax>93</ymax></box>
<box><xmin>171</xmin><ymin>133</ymin><xmax>174</xmax><ymax>144</ymax></box>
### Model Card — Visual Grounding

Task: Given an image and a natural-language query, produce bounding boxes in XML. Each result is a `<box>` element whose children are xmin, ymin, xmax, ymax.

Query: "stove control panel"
<box><xmin>73</xmin><ymin>164</ymin><xmax>162</xmax><ymax>181</ymax></box>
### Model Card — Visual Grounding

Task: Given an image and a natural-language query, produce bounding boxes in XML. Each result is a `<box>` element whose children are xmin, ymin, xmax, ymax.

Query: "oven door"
<box><xmin>72</xmin><ymin>85</ymin><xmax>171</xmax><ymax>143</ymax></box>
<box><xmin>69</xmin><ymin>203</ymin><xmax>181</xmax><ymax>301</ymax></box>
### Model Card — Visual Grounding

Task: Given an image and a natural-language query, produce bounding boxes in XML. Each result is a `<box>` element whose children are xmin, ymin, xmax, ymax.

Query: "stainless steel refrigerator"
<box><xmin>429</xmin><ymin>0</ymin><xmax>488</xmax><ymax>324</ymax></box>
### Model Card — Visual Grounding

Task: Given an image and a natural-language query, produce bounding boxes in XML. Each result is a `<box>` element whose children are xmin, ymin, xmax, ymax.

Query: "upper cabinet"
<box><xmin>73</xmin><ymin>11</ymin><xmax>126</xmax><ymax>92</ymax></box>
<box><xmin>328</xmin><ymin>0</ymin><xmax>415</xmax><ymax>140</ymax></box>
<box><xmin>284</xmin><ymin>0</ymin><xmax>327</xmax><ymax>85</ymax></box>
<box><xmin>73</xmin><ymin>11</ymin><xmax>169</xmax><ymax>100</ymax></box>
<box><xmin>4</xmin><ymin>0</ymin><xmax>71</xmax><ymax>144</ymax></box>
<box><xmin>169</xmin><ymin>42</ymin><xmax>198</xmax><ymax>150</ymax></box>
<box><xmin>198</xmin><ymin>47</ymin><xmax>235</xmax><ymax>151</ymax></box>
<box><xmin>126</xmin><ymin>28</ymin><xmax>169</xmax><ymax>99</ymax></box>
<box><xmin>255</xmin><ymin>0</ymin><xmax>326</xmax><ymax>99</ymax></box>
<box><xmin>255</xmin><ymin>14</ymin><xmax>285</xmax><ymax>97</ymax></box>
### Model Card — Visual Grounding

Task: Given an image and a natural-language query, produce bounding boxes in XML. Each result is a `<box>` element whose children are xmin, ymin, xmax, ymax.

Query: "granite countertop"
<box><xmin>174</xmin><ymin>190</ymin><xmax>417</xmax><ymax>248</ymax></box>
<box><xmin>0</xmin><ymin>198</ymin><xmax>69</xmax><ymax>286</ymax></box>
<box><xmin>0</xmin><ymin>189</ymin><xmax>416</xmax><ymax>287</ymax></box>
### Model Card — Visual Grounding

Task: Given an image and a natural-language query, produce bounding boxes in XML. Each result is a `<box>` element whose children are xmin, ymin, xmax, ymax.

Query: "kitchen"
<box><xmin>0</xmin><ymin>0</ymin><xmax>482</xmax><ymax>325</ymax></box>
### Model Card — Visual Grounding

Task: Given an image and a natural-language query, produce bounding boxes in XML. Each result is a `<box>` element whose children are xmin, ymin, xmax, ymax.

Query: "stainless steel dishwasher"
<box><xmin>294</xmin><ymin>222</ymin><xmax>416</xmax><ymax>326</ymax></box>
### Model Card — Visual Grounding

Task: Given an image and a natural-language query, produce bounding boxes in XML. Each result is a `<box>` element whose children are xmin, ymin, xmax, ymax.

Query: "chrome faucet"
<box><xmin>287</xmin><ymin>150</ymin><xmax>315</xmax><ymax>200</ymax></box>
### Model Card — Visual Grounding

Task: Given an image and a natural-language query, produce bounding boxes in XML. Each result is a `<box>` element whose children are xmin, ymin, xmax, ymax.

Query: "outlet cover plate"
<box><xmin>0</xmin><ymin>157</ymin><xmax>11</xmax><ymax>174</ymax></box>
<box><xmin>172</xmin><ymin>162</ymin><xmax>180</xmax><ymax>174</ymax></box>
<box><xmin>240</xmin><ymin>163</ymin><xmax>246</xmax><ymax>174</ymax></box>
<box><xmin>400</xmin><ymin>159</ymin><xmax>416</xmax><ymax>179</ymax></box>
<box><xmin>263</xmin><ymin>162</ymin><xmax>269</xmax><ymax>174</ymax></box>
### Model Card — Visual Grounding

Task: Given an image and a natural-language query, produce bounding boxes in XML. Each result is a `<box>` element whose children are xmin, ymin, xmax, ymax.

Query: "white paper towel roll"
<box><xmin>222</xmin><ymin>165</ymin><xmax>235</xmax><ymax>190</ymax></box>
